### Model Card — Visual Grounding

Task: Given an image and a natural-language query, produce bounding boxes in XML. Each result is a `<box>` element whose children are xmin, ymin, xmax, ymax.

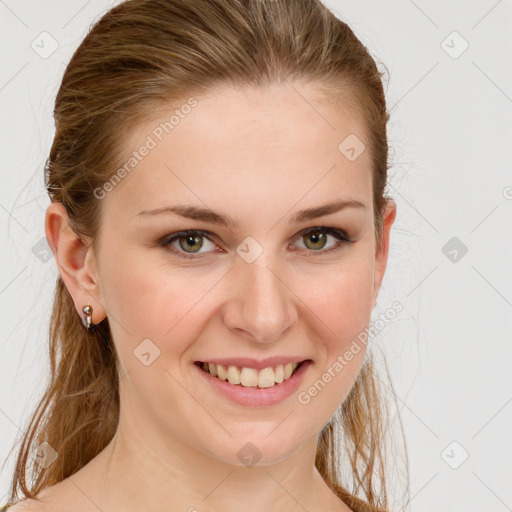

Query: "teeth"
<box><xmin>283</xmin><ymin>362</ymin><xmax>294</xmax><ymax>380</ymax></box>
<box><xmin>217</xmin><ymin>364</ymin><xmax>227</xmax><ymax>381</ymax></box>
<box><xmin>209</xmin><ymin>363</ymin><xmax>218</xmax><ymax>377</ymax></box>
<box><xmin>227</xmin><ymin>365</ymin><xmax>241</xmax><ymax>385</ymax></box>
<box><xmin>257</xmin><ymin>367</ymin><xmax>275</xmax><ymax>388</ymax></box>
<box><xmin>203</xmin><ymin>362</ymin><xmax>300</xmax><ymax>388</ymax></box>
<box><xmin>274</xmin><ymin>364</ymin><xmax>284</xmax><ymax>383</ymax></box>
<box><xmin>240</xmin><ymin>367</ymin><xmax>258</xmax><ymax>387</ymax></box>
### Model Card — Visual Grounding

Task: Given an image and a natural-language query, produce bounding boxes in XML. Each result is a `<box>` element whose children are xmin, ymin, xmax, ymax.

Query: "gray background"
<box><xmin>1</xmin><ymin>1</ymin><xmax>511</xmax><ymax>510</ymax></box>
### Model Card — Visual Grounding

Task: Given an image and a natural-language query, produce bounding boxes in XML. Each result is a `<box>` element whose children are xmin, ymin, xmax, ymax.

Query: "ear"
<box><xmin>44</xmin><ymin>201</ymin><xmax>107</xmax><ymax>326</ymax></box>
<box><xmin>371</xmin><ymin>198</ymin><xmax>397</xmax><ymax>308</ymax></box>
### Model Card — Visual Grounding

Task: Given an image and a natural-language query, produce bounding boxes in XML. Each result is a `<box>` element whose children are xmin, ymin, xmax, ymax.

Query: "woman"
<box><xmin>2</xmin><ymin>0</ymin><xmax>407</xmax><ymax>510</ymax></box>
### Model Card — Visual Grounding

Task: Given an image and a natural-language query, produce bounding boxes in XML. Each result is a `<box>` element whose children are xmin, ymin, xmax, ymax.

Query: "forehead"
<box><xmin>102</xmin><ymin>82</ymin><xmax>372</xmax><ymax>223</ymax></box>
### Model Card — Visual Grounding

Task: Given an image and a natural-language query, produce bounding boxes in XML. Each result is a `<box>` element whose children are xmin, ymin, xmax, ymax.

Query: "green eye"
<box><xmin>294</xmin><ymin>226</ymin><xmax>351</xmax><ymax>254</ymax></box>
<box><xmin>159</xmin><ymin>226</ymin><xmax>352</xmax><ymax>260</ymax></box>
<box><xmin>177</xmin><ymin>233</ymin><xmax>204</xmax><ymax>253</ymax></box>
<box><xmin>160</xmin><ymin>230</ymin><xmax>217</xmax><ymax>259</ymax></box>
<box><xmin>303</xmin><ymin>231</ymin><xmax>328</xmax><ymax>250</ymax></box>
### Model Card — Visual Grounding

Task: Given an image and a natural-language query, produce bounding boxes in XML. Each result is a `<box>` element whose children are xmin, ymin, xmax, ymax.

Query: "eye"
<box><xmin>159</xmin><ymin>230</ymin><xmax>218</xmax><ymax>259</ymax></box>
<box><xmin>291</xmin><ymin>225</ymin><xmax>352</xmax><ymax>256</ymax></box>
<box><xmin>158</xmin><ymin>226</ymin><xmax>352</xmax><ymax>259</ymax></box>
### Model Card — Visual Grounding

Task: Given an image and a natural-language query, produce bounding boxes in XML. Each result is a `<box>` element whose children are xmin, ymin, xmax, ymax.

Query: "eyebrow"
<box><xmin>136</xmin><ymin>198</ymin><xmax>366</xmax><ymax>229</ymax></box>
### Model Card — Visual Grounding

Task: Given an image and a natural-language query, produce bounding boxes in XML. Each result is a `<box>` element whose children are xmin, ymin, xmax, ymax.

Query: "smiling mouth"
<box><xmin>194</xmin><ymin>360</ymin><xmax>310</xmax><ymax>388</ymax></box>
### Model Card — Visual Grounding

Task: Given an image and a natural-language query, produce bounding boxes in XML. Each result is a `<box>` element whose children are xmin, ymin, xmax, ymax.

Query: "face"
<box><xmin>50</xmin><ymin>81</ymin><xmax>396</xmax><ymax>468</ymax></box>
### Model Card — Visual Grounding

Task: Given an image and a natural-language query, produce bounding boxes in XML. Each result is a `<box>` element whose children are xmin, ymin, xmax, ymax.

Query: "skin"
<box><xmin>29</xmin><ymin>81</ymin><xmax>396</xmax><ymax>512</ymax></box>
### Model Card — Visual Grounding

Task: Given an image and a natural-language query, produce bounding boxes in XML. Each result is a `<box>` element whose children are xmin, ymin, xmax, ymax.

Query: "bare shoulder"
<box><xmin>4</xmin><ymin>499</ymin><xmax>46</xmax><ymax>512</ymax></box>
<box><xmin>5</xmin><ymin>479</ymin><xmax>97</xmax><ymax>512</ymax></box>
<box><xmin>5</xmin><ymin>484</ymin><xmax>64</xmax><ymax>512</ymax></box>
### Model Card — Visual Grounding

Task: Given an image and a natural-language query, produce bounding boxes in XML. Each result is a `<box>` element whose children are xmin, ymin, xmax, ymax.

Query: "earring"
<box><xmin>82</xmin><ymin>304</ymin><xmax>93</xmax><ymax>329</ymax></box>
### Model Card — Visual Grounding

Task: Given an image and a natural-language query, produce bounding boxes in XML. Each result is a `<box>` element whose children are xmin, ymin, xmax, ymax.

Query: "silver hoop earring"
<box><xmin>82</xmin><ymin>304</ymin><xmax>93</xmax><ymax>329</ymax></box>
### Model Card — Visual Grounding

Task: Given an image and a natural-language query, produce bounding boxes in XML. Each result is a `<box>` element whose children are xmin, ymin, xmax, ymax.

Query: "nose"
<box><xmin>222</xmin><ymin>256</ymin><xmax>298</xmax><ymax>344</ymax></box>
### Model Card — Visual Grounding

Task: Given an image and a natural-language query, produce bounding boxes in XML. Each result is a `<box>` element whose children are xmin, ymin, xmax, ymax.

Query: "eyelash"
<box><xmin>158</xmin><ymin>225</ymin><xmax>353</xmax><ymax>260</ymax></box>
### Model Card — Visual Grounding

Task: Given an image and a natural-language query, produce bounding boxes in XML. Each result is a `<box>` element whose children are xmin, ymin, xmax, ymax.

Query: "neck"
<box><xmin>67</xmin><ymin>413</ymin><xmax>345</xmax><ymax>512</ymax></box>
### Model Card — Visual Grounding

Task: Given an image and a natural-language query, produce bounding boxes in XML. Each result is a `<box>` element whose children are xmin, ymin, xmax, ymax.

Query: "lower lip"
<box><xmin>194</xmin><ymin>360</ymin><xmax>312</xmax><ymax>407</ymax></box>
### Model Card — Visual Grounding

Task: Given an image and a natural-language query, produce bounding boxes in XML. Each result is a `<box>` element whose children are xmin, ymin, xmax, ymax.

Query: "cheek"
<box><xmin>101</xmin><ymin>249</ymin><xmax>222</xmax><ymax>361</ymax></box>
<box><xmin>291</xmin><ymin>255</ymin><xmax>375</xmax><ymax>424</ymax></box>
<box><xmin>299</xmin><ymin>254</ymin><xmax>375</xmax><ymax>344</ymax></box>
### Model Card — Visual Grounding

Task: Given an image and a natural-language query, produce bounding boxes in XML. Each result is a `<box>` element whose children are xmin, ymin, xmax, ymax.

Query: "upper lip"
<box><xmin>196</xmin><ymin>356</ymin><xmax>311</xmax><ymax>370</ymax></box>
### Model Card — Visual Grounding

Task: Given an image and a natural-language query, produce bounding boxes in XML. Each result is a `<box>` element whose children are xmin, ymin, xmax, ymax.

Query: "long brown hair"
<box><xmin>3</xmin><ymin>1</ymin><xmax>409</xmax><ymax>510</ymax></box>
